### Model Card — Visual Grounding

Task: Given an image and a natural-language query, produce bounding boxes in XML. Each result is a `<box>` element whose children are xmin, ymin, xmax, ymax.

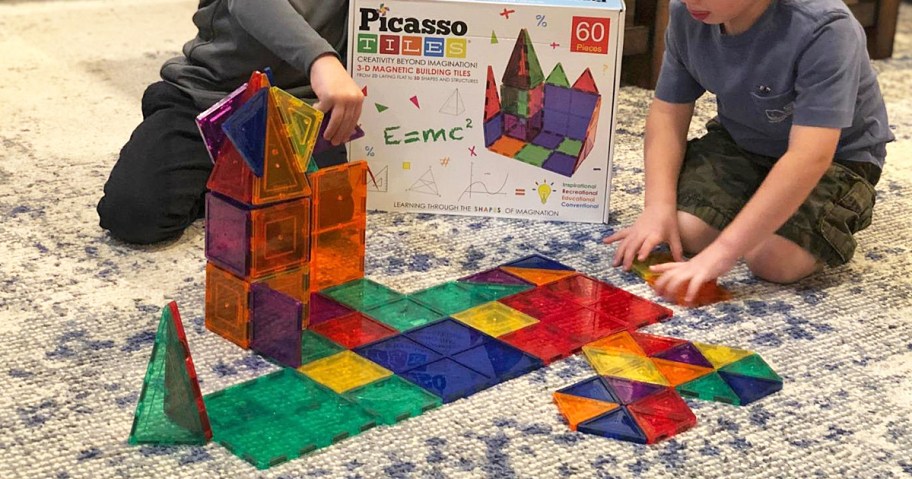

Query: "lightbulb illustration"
<box><xmin>535</xmin><ymin>180</ymin><xmax>554</xmax><ymax>204</ymax></box>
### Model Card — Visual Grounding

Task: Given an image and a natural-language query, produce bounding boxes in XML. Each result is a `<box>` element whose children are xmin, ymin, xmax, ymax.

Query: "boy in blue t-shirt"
<box><xmin>604</xmin><ymin>0</ymin><xmax>894</xmax><ymax>303</ymax></box>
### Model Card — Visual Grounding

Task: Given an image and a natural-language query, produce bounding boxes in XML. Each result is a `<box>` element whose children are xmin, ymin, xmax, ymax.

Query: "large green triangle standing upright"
<box><xmin>129</xmin><ymin>302</ymin><xmax>212</xmax><ymax>445</ymax></box>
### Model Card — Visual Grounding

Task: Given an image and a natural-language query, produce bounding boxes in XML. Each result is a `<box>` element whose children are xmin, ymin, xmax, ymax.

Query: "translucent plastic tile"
<box><xmin>250</xmin><ymin>284</ymin><xmax>303</xmax><ymax>368</ymax></box>
<box><xmin>545</xmin><ymin>307</ymin><xmax>627</xmax><ymax>344</ymax></box>
<box><xmin>251</xmin><ymin>94</ymin><xmax>312</xmax><ymax>204</ymax></box>
<box><xmin>321</xmin><ymin>278</ymin><xmax>403</xmax><ymax>311</ymax></box>
<box><xmin>498</xmin><ymin>288</ymin><xmax>567</xmax><ymax>320</ymax></box>
<box><xmin>455</xmin><ymin>282</ymin><xmax>533</xmax><ymax>302</ymax></box>
<box><xmin>197</xmin><ymin>83</ymin><xmax>247</xmax><ymax>162</ymax></box>
<box><xmin>205</xmin><ymin>263</ymin><xmax>250</xmax><ymax>349</ymax></box>
<box><xmin>451</xmin><ymin>302</ymin><xmax>538</xmax><ymax>338</ymax></box>
<box><xmin>717</xmin><ymin>372</ymin><xmax>782</xmax><ymax>405</ymax></box>
<box><xmin>410</xmin><ymin>282</ymin><xmax>491</xmax><ymax>316</ymax></box>
<box><xmin>399</xmin><ymin>358</ymin><xmax>491</xmax><ymax>403</ymax></box>
<box><xmin>719</xmin><ymin>354</ymin><xmax>782</xmax><ymax>382</ymax></box>
<box><xmin>130</xmin><ymin>303</ymin><xmax>211</xmax><ymax>445</ymax></box>
<box><xmin>650</xmin><ymin>358</ymin><xmax>713</xmax><ymax>387</ymax></box>
<box><xmin>591</xmin><ymin>288</ymin><xmax>673</xmax><ymax>329</ymax></box>
<box><xmin>309</xmin><ymin>312</ymin><xmax>398</xmax><ymax>350</ymax></box>
<box><xmin>261</xmin><ymin>267</ymin><xmax>310</xmax><ymax>305</ymax></box>
<box><xmin>458</xmin><ymin>268</ymin><xmax>532</xmax><ymax>286</ymax></box>
<box><xmin>555</xmin><ymin>376</ymin><xmax>617</xmax><ymax>403</ymax></box>
<box><xmin>654</xmin><ymin>343</ymin><xmax>714</xmax><ymax>369</ymax></box>
<box><xmin>309</xmin><ymin>293</ymin><xmax>354</xmax><ymax>325</ymax></box>
<box><xmin>631</xmin><ymin>332</ymin><xmax>686</xmax><ymax>357</ymax></box>
<box><xmin>553</xmin><ymin>392</ymin><xmax>619</xmax><ymax>431</ymax></box>
<box><xmin>676</xmin><ymin>372</ymin><xmax>741</xmax><ymax>405</ymax></box>
<box><xmin>500</xmin><ymin>266</ymin><xmax>577</xmax><ymax>286</ymax></box>
<box><xmin>499</xmin><ymin>323</ymin><xmax>579</xmax><ymax>364</ymax></box>
<box><xmin>250</xmin><ymin>198</ymin><xmax>310</xmax><ymax>279</ymax></box>
<box><xmin>353</xmin><ymin>335</ymin><xmax>443</xmax><ymax>374</ymax></box>
<box><xmin>313</xmin><ymin>109</ymin><xmax>366</xmax><ymax>155</ymax></box>
<box><xmin>543</xmin><ymin>274</ymin><xmax>617</xmax><ymax>306</ymax></box>
<box><xmin>310</xmin><ymin>224</ymin><xmax>367</xmax><ymax>292</ymax></box>
<box><xmin>582</xmin><ymin>348</ymin><xmax>669</xmax><ymax>386</ymax></box>
<box><xmin>207</xmin><ymin>139</ymin><xmax>254</xmax><ymax>205</ymax></box>
<box><xmin>450</xmin><ymin>340</ymin><xmax>543</xmax><ymax>383</ymax></box>
<box><xmin>298</xmin><ymin>351</ymin><xmax>393</xmax><ymax>393</ymax></box>
<box><xmin>310</xmin><ymin>161</ymin><xmax>368</xmax><ymax>232</ymax></box>
<box><xmin>501</xmin><ymin>254</ymin><xmax>574</xmax><ymax>271</ymax></box>
<box><xmin>205</xmin><ymin>192</ymin><xmax>249</xmax><ymax>277</ymax></box>
<box><xmin>301</xmin><ymin>330</ymin><xmax>344</xmax><ymax>365</ymax></box>
<box><xmin>692</xmin><ymin>342</ymin><xmax>753</xmax><ymax>369</ymax></box>
<box><xmin>584</xmin><ymin>331</ymin><xmax>647</xmax><ymax>357</ymax></box>
<box><xmin>602</xmin><ymin>377</ymin><xmax>665</xmax><ymax>405</ymax></box>
<box><xmin>364</xmin><ymin>298</ymin><xmax>445</xmax><ymax>332</ymax></box>
<box><xmin>204</xmin><ymin>369</ymin><xmax>376</xmax><ymax>469</ymax></box>
<box><xmin>405</xmin><ymin>318</ymin><xmax>490</xmax><ymax>356</ymax></box>
<box><xmin>576</xmin><ymin>407</ymin><xmax>647</xmax><ymax>444</ymax></box>
<box><xmin>221</xmin><ymin>88</ymin><xmax>268</xmax><ymax>176</ymax></box>
<box><xmin>343</xmin><ymin>376</ymin><xmax>442</xmax><ymax>425</ymax></box>
<box><xmin>627</xmin><ymin>389</ymin><xmax>697</xmax><ymax>444</ymax></box>
<box><xmin>271</xmin><ymin>87</ymin><xmax>323</xmax><ymax>168</ymax></box>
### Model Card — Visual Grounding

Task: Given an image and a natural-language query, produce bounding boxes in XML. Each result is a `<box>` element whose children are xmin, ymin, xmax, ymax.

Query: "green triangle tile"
<box><xmin>375</xmin><ymin>103</ymin><xmax>389</xmax><ymax>113</ymax></box>
<box><xmin>545</xmin><ymin>64</ymin><xmax>570</xmax><ymax>87</ymax></box>
<box><xmin>306</xmin><ymin>156</ymin><xmax>319</xmax><ymax>173</ymax></box>
<box><xmin>301</xmin><ymin>330</ymin><xmax>345</xmax><ymax>365</ymax></box>
<box><xmin>719</xmin><ymin>354</ymin><xmax>782</xmax><ymax>382</ymax></box>
<box><xmin>676</xmin><ymin>372</ymin><xmax>741</xmax><ymax>406</ymax></box>
<box><xmin>491</xmin><ymin>30</ymin><xmax>499</xmax><ymax>44</ymax></box>
<box><xmin>523</xmin><ymin>31</ymin><xmax>545</xmax><ymax>87</ymax></box>
<box><xmin>129</xmin><ymin>303</ymin><xmax>211</xmax><ymax>445</ymax></box>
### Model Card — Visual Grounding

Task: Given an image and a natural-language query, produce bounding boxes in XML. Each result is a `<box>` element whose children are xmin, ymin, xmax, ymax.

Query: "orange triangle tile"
<box><xmin>585</xmin><ymin>331</ymin><xmax>646</xmax><ymax>356</ymax></box>
<box><xmin>650</xmin><ymin>358</ymin><xmax>713</xmax><ymax>387</ymax></box>
<box><xmin>501</xmin><ymin>267</ymin><xmax>577</xmax><ymax>286</ymax></box>
<box><xmin>553</xmin><ymin>392</ymin><xmax>619</xmax><ymax>431</ymax></box>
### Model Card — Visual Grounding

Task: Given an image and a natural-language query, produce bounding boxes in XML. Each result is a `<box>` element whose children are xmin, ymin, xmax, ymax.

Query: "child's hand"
<box><xmin>603</xmin><ymin>206</ymin><xmax>684</xmax><ymax>270</ymax></box>
<box><xmin>310</xmin><ymin>54</ymin><xmax>364</xmax><ymax>146</ymax></box>
<box><xmin>649</xmin><ymin>242</ymin><xmax>738</xmax><ymax>304</ymax></box>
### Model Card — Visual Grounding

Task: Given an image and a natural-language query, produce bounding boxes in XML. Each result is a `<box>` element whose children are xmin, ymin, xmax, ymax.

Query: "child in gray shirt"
<box><xmin>98</xmin><ymin>0</ymin><xmax>362</xmax><ymax>244</ymax></box>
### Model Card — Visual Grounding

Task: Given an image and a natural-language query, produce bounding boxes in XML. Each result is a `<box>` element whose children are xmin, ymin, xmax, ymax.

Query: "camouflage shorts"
<box><xmin>677</xmin><ymin>122</ymin><xmax>879</xmax><ymax>267</ymax></box>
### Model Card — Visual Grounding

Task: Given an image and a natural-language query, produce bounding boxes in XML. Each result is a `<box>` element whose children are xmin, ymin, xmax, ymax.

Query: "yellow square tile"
<box><xmin>581</xmin><ymin>347</ymin><xmax>669</xmax><ymax>386</ymax></box>
<box><xmin>298</xmin><ymin>351</ymin><xmax>392</xmax><ymax>393</ymax></box>
<box><xmin>452</xmin><ymin>302</ymin><xmax>538</xmax><ymax>337</ymax></box>
<box><xmin>402</xmin><ymin>161</ymin><xmax>411</xmax><ymax>170</ymax></box>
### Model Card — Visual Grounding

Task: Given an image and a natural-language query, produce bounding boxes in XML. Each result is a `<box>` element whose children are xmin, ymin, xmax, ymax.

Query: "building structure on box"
<box><xmin>484</xmin><ymin>29</ymin><xmax>601</xmax><ymax>178</ymax></box>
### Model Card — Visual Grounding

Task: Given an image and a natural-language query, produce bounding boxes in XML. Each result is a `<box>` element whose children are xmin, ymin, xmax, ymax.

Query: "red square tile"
<box><xmin>499</xmin><ymin>323</ymin><xmax>579</xmax><ymax>364</ymax></box>
<box><xmin>498</xmin><ymin>288</ymin><xmax>567</xmax><ymax>321</ymax></box>
<box><xmin>309</xmin><ymin>312</ymin><xmax>397</xmax><ymax>349</ymax></box>
<box><xmin>591</xmin><ymin>288</ymin><xmax>673</xmax><ymax>329</ymax></box>
<box><xmin>543</xmin><ymin>274</ymin><xmax>615</xmax><ymax>306</ymax></box>
<box><xmin>547</xmin><ymin>307</ymin><xmax>627</xmax><ymax>344</ymax></box>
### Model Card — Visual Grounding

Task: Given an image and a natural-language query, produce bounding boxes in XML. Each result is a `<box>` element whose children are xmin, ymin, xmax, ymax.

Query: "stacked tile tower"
<box><xmin>484</xmin><ymin>29</ymin><xmax>602</xmax><ymax>177</ymax></box>
<box><xmin>198</xmin><ymin>70</ymin><xmax>367</xmax><ymax>368</ymax></box>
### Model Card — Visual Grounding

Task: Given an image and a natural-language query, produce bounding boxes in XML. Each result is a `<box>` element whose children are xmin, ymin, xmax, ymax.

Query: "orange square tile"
<box><xmin>250</xmin><ymin>197</ymin><xmax>311</xmax><ymax>279</ymax></box>
<box><xmin>309</xmin><ymin>161</ymin><xmax>367</xmax><ymax>232</ymax></box>
<box><xmin>205</xmin><ymin>263</ymin><xmax>250</xmax><ymax>348</ymax></box>
<box><xmin>311</xmin><ymin>223</ymin><xmax>365</xmax><ymax>291</ymax></box>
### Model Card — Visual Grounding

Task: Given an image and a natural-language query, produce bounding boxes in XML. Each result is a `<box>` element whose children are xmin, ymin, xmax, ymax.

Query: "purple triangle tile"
<box><xmin>458</xmin><ymin>268</ymin><xmax>532</xmax><ymax>286</ymax></box>
<box><xmin>601</xmin><ymin>377</ymin><xmax>665</xmax><ymax>405</ymax></box>
<box><xmin>653</xmin><ymin>343</ymin><xmax>714</xmax><ymax>369</ymax></box>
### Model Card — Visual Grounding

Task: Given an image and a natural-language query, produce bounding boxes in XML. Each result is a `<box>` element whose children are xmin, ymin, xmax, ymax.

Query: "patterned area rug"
<box><xmin>1</xmin><ymin>1</ymin><xmax>911</xmax><ymax>477</ymax></box>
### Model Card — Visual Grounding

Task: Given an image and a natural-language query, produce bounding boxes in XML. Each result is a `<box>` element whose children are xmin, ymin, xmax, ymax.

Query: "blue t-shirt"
<box><xmin>655</xmin><ymin>0</ymin><xmax>893</xmax><ymax>167</ymax></box>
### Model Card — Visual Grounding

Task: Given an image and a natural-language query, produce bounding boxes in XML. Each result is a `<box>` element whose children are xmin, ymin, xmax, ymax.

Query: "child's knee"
<box><xmin>97</xmin><ymin>187</ymin><xmax>189</xmax><ymax>245</ymax></box>
<box><xmin>745</xmin><ymin>239</ymin><xmax>820</xmax><ymax>284</ymax></box>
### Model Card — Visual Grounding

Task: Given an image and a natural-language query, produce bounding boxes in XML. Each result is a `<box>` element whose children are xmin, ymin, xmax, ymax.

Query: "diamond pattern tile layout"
<box><xmin>197</xmin><ymin>251</ymin><xmax>775</xmax><ymax>468</ymax></box>
<box><xmin>554</xmin><ymin>331</ymin><xmax>783</xmax><ymax>444</ymax></box>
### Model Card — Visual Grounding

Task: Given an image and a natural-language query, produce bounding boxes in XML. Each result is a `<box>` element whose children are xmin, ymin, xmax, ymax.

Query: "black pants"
<box><xmin>98</xmin><ymin>81</ymin><xmax>346</xmax><ymax>244</ymax></box>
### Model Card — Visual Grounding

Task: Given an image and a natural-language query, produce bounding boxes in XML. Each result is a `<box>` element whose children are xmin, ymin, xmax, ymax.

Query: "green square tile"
<box><xmin>204</xmin><ymin>369</ymin><xmax>378</xmax><ymax>469</ymax></box>
<box><xmin>514</xmin><ymin>144</ymin><xmax>553</xmax><ymax>167</ymax></box>
<box><xmin>301</xmin><ymin>330</ymin><xmax>344</xmax><ymax>365</ymax></box>
<box><xmin>321</xmin><ymin>278</ymin><xmax>404</xmax><ymax>311</ymax></box>
<box><xmin>456</xmin><ymin>282</ymin><xmax>533</xmax><ymax>301</ymax></box>
<box><xmin>364</xmin><ymin>298</ymin><xmax>446</xmax><ymax>332</ymax></box>
<box><xmin>557</xmin><ymin>138</ymin><xmax>583</xmax><ymax>157</ymax></box>
<box><xmin>344</xmin><ymin>375</ymin><xmax>442</xmax><ymax>425</ymax></box>
<box><xmin>410</xmin><ymin>282</ymin><xmax>491</xmax><ymax>316</ymax></box>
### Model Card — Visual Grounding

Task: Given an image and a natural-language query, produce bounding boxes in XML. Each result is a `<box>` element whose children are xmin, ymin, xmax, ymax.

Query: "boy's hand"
<box><xmin>603</xmin><ymin>205</ymin><xmax>684</xmax><ymax>270</ymax></box>
<box><xmin>649</xmin><ymin>242</ymin><xmax>738</xmax><ymax>304</ymax></box>
<box><xmin>310</xmin><ymin>54</ymin><xmax>364</xmax><ymax>146</ymax></box>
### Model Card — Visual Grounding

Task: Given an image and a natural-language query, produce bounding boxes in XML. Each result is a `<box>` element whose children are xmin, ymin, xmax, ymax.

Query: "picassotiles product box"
<box><xmin>348</xmin><ymin>0</ymin><xmax>624</xmax><ymax>223</ymax></box>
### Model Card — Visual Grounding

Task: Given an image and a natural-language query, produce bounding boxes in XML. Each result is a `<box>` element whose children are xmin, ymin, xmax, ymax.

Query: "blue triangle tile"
<box><xmin>718</xmin><ymin>371</ymin><xmax>782</xmax><ymax>405</ymax></box>
<box><xmin>556</xmin><ymin>376</ymin><xmax>618</xmax><ymax>403</ymax></box>
<box><xmin>577</xmin><ymin>407</ymin><xmax>647</xmax><ymax>444</ymax></box>
<box><xmin>400</xmin><ymin>358</ymin><xmax>491</xmax><ymax>403</ymax></box>
<box><xmin>221</xmin><ymin>88</ymin><xmax>268</xmax><ymax>177</ymax></box>
<box><xmin>451</xmin><ymin>340</ymin><xmax>543</xmax><ymax>384</ymax></box>
<box><xmin>405</xmin><ymin>318</ymin><xmax>489</xmax><ymax>356</ymax></box>
<box><xmin>501</xmin><ymin>254</ymin><xmax>575</xmax><ymax>271</ymax></box>
<box><xmin>353</xmin><ymin>335</ymin><xmax>443</xmax><ymax>374</ymax></box>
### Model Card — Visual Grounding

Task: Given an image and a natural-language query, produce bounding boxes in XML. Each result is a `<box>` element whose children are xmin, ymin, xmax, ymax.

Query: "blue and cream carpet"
<box><xmin>1</xmin><ymin>1</ymin><xmax>910</xmax><ymax>477</ymax></box>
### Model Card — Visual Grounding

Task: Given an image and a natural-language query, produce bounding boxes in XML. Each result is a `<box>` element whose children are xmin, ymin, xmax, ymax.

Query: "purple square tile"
<box><xmin>484</xmin><ymin>114</ymin><xmax>503</xmax><ymax>147</ymax></box>
<box><xmin>544</xmin><ymin>85</ymin><xmax>571</xmax><ymax>112</ymax></box>
<box><xmin>205</xmin><ymin>193</ymin><xmax>249</xmax><ymax>277</ymax></box>
<box><xmin>567</xmin><ymin>114</ymin><xmax>591</xmax><ymax>141</ymax></box>
<box><xmin>543</xmin><ymin>111</ymin><xmax>569</xmax><ymax>136</ymax></box>
<box><xmin>543</xmin><ymin>152</ymin><xmax>578</xmax><ymax>177</ymax></box>
<box><xmin>532</xmin><ymin>131</ymin><xmax>564</xmax><ymax>150</ymax></box>
<box><xmin>251</xmin><ymin>284</ymin><xmax>303</xmax><ymax>368</ymax></box>
<box><xmin>569</xmin><ymin>90</ymin><xmax>599</xmax><ymax>115</ymax></box>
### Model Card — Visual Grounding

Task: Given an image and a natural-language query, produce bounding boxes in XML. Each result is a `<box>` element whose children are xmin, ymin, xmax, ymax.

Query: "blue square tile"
<box><xmin>400</xmin><ymin>358</ymin><xmax>492</xmax><ymax>403</ymax></box>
